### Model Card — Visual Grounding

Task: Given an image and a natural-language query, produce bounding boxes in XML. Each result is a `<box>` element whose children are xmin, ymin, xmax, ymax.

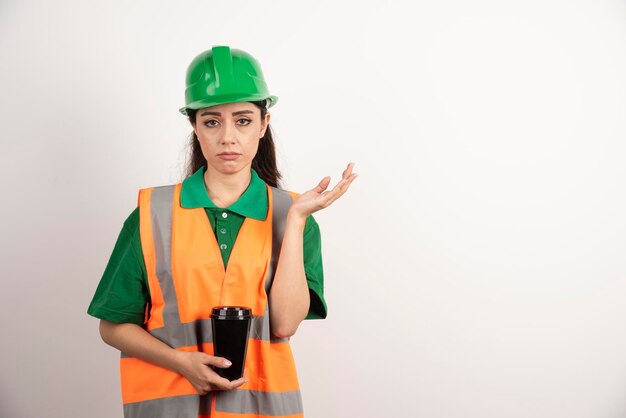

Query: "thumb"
<box><xmin>313</xmin><ymin>176</ymin><xmax>331</xmax><ymax>193</ymax></box>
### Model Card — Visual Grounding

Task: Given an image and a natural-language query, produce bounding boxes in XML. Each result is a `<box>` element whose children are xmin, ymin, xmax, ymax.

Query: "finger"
<box><xmin>203</xmin><ymin>355</ymin><xmax>232</xmax><ymax>369</ymax></box>
<box><xmin>343</xmin><ymin>162</ymin><xmax>355</xmax><ymax>179</ymax></box>
<box><xmin>317</xmin><ymin>168</ymin><xmax>357</xmax><ymax>204</ymax></box>
<box><xmin>324</xmin><ymin>174</ymin><xmax>356</xmax><ymax>198</ymax></box>
<box><xmin>228</xmin><ymin>377</ymin><xmax>249</xmax><ymax>390</ymax></box>
<box><xmin>209</xmin><ymin>376</ymin><xmax>234</xmax><ymax>391</ymax></box>
<box><xmin>211</xmin><ymin>375</ymin><xmax>247</xmax><ymax>391</ymax></box>
<box><xmin>337</xmin><ymin>175</ymin><xmax>358</xmax><ymax>196</ymax></box>
<box><xmin>320</xmin><ymin>178</ymin><xmax>348</xmax><ymax>201</ymax></box>
<box><xmin>312</xmin><ymin>176</ymin><xmax>331</xmax><ymax>193</ymax></box>
<box><xmin>320</xmin><ymin>174</ymin><xmax>358</xmax><ymax>206</ymax></box>
<box><xmin>333</xmin><ymin>170</ymin><xmax>356</xmax><ymax>189</ymax></box>
<box><xmin>336</xmin><ymin>173</ymin><xmax>358</xmax><ymax>189</ymax></box>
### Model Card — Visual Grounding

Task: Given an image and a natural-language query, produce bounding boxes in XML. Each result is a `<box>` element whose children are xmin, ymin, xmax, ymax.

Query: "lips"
<box><xmin>218</xmin><ymin>153</ymin><xmax>241</xmax><ymax>160</ymax></box>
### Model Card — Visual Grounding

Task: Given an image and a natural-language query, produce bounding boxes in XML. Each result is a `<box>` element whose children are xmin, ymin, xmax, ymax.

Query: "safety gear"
<box><xmin>179</xmin><ymin>46</ymin><xmax>278</xmax><ymax>116</ymax></box>
<box><xmin>120</xmin><ymin>183</ymin><xmax>303</xmax><ymax>418</ymax></box>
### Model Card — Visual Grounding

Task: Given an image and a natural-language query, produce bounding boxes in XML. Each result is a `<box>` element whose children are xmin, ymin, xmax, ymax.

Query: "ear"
<box><xmin>260</xmin><ymin>112</ymin><xmax>271</xmax><ymax>138</ymax></box>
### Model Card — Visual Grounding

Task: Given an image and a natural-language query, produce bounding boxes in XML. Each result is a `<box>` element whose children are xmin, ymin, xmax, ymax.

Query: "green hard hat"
<box><xmin>179</xmin><ymin>46</ymin><xmax>278</xmax><ymax>116</ymax></box>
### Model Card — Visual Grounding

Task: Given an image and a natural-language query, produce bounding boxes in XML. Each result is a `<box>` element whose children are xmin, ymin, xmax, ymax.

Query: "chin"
<box><xmin>212</xmin><ymin>162</ymin><xmax>248</xmax><ymax>175</ymax></box>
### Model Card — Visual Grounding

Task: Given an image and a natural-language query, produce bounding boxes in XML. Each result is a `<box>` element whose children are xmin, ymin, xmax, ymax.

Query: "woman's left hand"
<box><xmin>289</xmin><ymin>162</ymin><xmax>359</xmax><ymax>220</ymax></box>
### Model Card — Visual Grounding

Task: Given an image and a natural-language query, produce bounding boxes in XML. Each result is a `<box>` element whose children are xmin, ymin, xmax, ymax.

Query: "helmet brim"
<box><xmin>179</xmin><ymin>94</ymin><xmax>278</xmax><ymax>116</ymax></box>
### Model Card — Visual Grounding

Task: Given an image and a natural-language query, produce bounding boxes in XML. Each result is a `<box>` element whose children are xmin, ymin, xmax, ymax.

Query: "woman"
<box><xmin>88</xmin><ymin>45</ymin><xmax>357</xmax><ymax>418</ymax></box>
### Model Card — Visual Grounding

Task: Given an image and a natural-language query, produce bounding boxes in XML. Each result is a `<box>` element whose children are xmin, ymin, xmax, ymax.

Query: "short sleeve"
<box><xmin>303</xmin><ymin>214</ymin><xmax>327</xmax><ymax>319</ymax></box>
<box><xmin>87</xmin><ymin>207</ymin><xmax>150</xmax><ymax>325</ymax></box>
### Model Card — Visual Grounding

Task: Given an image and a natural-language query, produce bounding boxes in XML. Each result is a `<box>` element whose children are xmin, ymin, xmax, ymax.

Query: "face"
<box><xmin>192</xmin><ymin>101</ymin><xmax>270</xmax><ymax>176</ymax></box>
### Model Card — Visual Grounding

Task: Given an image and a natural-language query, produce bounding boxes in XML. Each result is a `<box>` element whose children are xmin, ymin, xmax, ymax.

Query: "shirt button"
<box><xmin>221</xmin><ymin>212</ymin><xmax>228</xmax><ymax>219</ymax></box>
<box><xmin>220</xmin><ymin>228</ymin><xmax>227</xmax><ymax>234</ymax></box>
<box><xmin>220</xmin><ymin>243</ymin><xmax>228</xmax><ymax>250</ymax></box>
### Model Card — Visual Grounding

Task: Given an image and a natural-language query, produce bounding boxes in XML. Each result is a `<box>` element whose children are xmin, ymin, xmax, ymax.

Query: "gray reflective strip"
<box><xmin>250</xmin><ymin>311</ymin><xmax>266</xmax><ymax>340</ymax></box>
<box><xmin>150</xmin><ymin>185</ymin><xmax>181</xmax><ymax>329</ymax></box>
<box><xmin>250</xmin><ymin>304</ymin><xmax>289</xmax><ymax>344</ymax></box>
<box><xmin>215</xmin><ymin>389</ymin><xmax>303</xmax><ymax>416</ymax></box>
<box><xmin>150</xmin><ymin>314</ymin><xmax>287</xmax><ymax>347</ymax></box>
<box><xmin>124</xmin><ymin>393</ymin><xmax>211</xmax><ymax>418</ymax></box>
<box><xmin>122</xmin><ymin>316</ymin><xmax>286</xmax><ymax>358</ymax></box>
<box><xmin>121</xmin><ymin>185</ymin><xmax>179</xmax><ymax>359</ymax></box>
<box><xmin>267</xmin><ymin>187</ymin><xmax>293</xmax><ymax>294</ymax></box>
<box><xmin>150</xmin><ymin>318</ymin><xmax>212</xmax><ymax>347</ymax></box>
<box><xmin>264</xmin><ymin>187</ymin><xmax>293</xmax><ymax>344</ymax></box>
<box><xmin>122</xmin><ymin>315</ymin><xmax>286</xmax><ymax>356</ymax></box>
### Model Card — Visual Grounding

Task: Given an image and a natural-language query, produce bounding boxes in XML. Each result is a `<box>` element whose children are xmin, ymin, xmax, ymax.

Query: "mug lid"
<box><xmin>211</xmin><ymin>306</ymin><xmax>252</xmax><ymax>319</ymax></box>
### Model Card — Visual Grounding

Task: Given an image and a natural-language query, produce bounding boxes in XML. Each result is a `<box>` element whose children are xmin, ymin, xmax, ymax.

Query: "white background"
<box><xmin>1</xmin><ymin>1</ymin><xmax>626</xmax><ymax>417</ymax></box>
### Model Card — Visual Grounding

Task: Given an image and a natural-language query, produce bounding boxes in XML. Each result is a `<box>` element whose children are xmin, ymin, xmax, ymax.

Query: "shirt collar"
<box><xmin>180</xmin><ymin>165</ymin><xmax>268</xmax><ymax>220</ymax></box>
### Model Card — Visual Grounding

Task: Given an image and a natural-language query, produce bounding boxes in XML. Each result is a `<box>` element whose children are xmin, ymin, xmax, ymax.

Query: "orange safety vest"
<box><xmin>120</xmin><ymin>182</ymin><xmax>304</xmax><ymax>418</ymax></box>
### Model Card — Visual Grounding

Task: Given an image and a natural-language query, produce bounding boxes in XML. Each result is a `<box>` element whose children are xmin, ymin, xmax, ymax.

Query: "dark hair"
<box><xmin>184</xmin><ymin>100</ymin><xmax>283</xmax><ymax>188</ymax></box>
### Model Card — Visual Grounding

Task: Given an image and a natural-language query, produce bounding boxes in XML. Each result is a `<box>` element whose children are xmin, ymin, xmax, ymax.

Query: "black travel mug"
<box><xmin>210</xmin><ymin>306</ymin><xmax>253</xmax><ymax>381</ymax></box>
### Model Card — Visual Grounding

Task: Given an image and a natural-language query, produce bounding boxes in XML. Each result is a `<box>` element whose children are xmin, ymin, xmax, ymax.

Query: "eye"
<box><xmin>203</xmin><ymin>119</ymin><xmax>219</xmax><ymax>127</ymax></box>
<box><xmin>237</xmin><ymin>118</ymin><xmax>252</xmax><ymax>126</ymax></box>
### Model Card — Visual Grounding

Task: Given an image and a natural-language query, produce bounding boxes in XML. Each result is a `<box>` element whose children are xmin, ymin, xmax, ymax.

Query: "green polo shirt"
<box><xmin>88</xmin><ymin>166</ymin><xmax>326</xmax><ymax>325</ymax></box>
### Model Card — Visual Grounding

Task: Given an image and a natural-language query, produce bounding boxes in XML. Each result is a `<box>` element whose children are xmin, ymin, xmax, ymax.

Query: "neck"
<box><xmin>203</xmin><ymin>165</ymin><xmax>252</xmax><ymax>208</ymax></box>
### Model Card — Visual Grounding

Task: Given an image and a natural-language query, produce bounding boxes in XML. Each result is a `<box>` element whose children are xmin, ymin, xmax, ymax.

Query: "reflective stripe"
<box><xmin>150</xmin><ymin>185</ymin><xmax>180</xmax><ymax>329</ymax></box>
<box><xmin>123</xmin><ymin>389</ymin><xmax>302</xmax><ymax>417</ymax></box>
<box><xmin>264</xmin><ymin>187</ymin><xmax>292</xmax><ymax>345</ymax></box>
<box><xmin>150</xmin><ymin>318</ymin><xmax>212</xmax><ymax>347</ymax></box>
<box><xmin>215</xmin><ymin>389</ymin><xmax>303</xmax><ymax>416</ymax></box>
<box><xmin>122</xmin><ymin>312</ymin><xmax>286</xmax><ymax>358</ymax></box>
<box><xmin>124</xmin><ymin>394</ymin><xmax>211</xmax><ymax>418</ymax></box>
<box><xmin>249</xmin><ymin>307</ymin><xmax>287</xmax><ymax>343</ymax></box>
<box><xmin>147</xmin><ymin>314</ymin><xmax>286</xmax><ymax>348</ymax></box>
<box><xmin>267</xmin><ymin>187</ymin><xmax>293</xmax><ymax>294</ymax></box>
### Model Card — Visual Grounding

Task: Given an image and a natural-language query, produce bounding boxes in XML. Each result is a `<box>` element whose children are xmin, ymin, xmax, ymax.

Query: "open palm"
<box><xmin>290</xmin><ymin>162</ymin><xmax>358</xmax><ymax>219</ymax></box>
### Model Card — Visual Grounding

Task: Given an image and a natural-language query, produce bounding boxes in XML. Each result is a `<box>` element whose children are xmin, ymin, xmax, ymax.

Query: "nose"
<box><xmin>220</xmin><ymin>119</ymin><xmax>238</xmax><ymax>144</ymax></box>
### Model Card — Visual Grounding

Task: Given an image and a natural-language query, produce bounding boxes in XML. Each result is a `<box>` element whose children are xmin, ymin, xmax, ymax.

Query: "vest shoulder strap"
<box><xmin>266</xmin><ymin>186</ymin><xmax>295</xmax><ymax>292</ymax></box>
<box><xmin>268</xmin><ymin>186</ymin><xmax>294</xmax><ymax>260</ymax></box>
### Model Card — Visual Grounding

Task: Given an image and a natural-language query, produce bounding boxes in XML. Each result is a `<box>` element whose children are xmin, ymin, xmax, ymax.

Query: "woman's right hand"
<box><xmin>175</xmin><ymin>351</ymin><xmax>248</xmax><ymax>395</ymax></box>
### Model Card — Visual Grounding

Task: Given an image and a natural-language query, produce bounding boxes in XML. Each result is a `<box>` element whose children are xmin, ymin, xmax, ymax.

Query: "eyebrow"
<box><xmin>199</xmin><ymin>110</ymin><xmax>255</xmax><ymax>117</ymax></box>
